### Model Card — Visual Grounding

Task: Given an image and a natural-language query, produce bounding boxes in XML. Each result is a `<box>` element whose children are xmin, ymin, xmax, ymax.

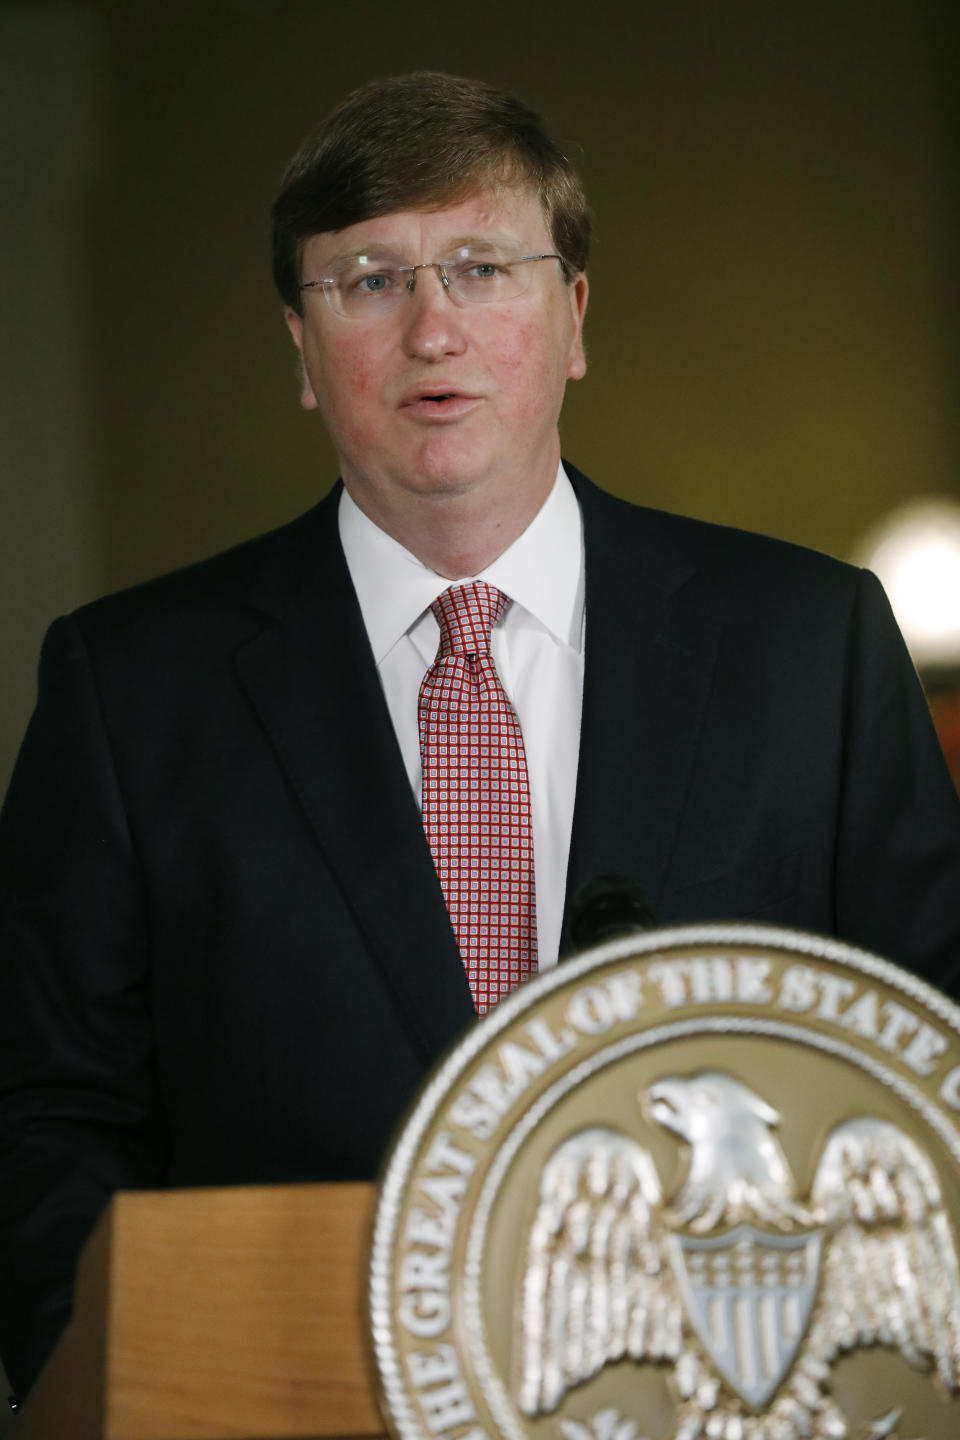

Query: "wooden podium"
<box><xmin>16</xmin><ymin>1184</ymin><xmax>386</xmax><ymax>1440</ymax></box>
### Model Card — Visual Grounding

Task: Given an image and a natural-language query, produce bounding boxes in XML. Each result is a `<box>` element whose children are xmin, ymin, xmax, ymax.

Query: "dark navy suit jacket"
<box><xmin>2</xmin><ymin>466</ymin><xmax>959</xmax><ymax>1394</ymax></box>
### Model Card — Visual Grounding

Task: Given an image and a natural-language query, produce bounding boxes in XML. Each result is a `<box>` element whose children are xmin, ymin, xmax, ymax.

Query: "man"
<box><xmin>1</xmin><ymin>71</ymin><xmax>959</xmax><ymax>1402</ymax></box>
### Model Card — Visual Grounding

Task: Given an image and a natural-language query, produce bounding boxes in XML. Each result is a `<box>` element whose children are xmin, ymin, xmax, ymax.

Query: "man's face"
<box><xmin>285</xmin><ymin>184</ymin><xmax>588</xmax><ymax>535</ymax></box>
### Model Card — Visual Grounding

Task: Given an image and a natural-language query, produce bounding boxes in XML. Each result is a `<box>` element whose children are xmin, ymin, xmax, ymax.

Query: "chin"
<box><xmin>409</xmin><ymin>472</ymin><xmax>483</xmax><ymax>502</ymax></box>
<box><xmin>404</xmin><ymin>446</ymin><xmax>490</xmax><ymax>497</ymax></box>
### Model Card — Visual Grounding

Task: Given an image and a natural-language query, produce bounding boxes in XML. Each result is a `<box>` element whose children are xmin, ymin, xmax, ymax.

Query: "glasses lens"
<box><xmin>444</xmin><ymin>249</ymin><xmax>531</xmax><ymax>305</ymax></box>
<box><xmin>329</xmin><ymin>255</ymin><xmax>407</xmax><ymax>317</ymax></box>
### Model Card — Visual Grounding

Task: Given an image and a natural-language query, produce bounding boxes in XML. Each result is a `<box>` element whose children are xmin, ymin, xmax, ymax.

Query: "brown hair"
<box><xmin>272</xmin><ymin>71</ymin><xmax>591</xmax><ymax>313</ymax></box>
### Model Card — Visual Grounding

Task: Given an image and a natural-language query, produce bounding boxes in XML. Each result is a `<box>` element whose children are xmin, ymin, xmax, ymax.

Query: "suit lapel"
<box><xmin>563</xmin><ymin>470</ymin><xmax>722</xmax><ymax>942</ymax></box>
<box><xmin>230</xmin><ymin>471</ymin><xmax>720</xmax><ymax>1018</ymax></box>
<box><xmin>234</xmin><ymin>489</ymin><xmax>474</xmax><ymax>1064</ymax></box>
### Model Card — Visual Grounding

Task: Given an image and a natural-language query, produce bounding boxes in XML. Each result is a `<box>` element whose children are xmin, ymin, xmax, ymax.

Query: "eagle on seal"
<box><xmin>515</xmin><ymin>1071</ymin><xmax>960</xmax><ymax>1439</ymax></box>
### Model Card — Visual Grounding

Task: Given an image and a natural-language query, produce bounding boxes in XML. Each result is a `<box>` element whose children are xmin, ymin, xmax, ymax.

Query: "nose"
<box><xmin>400</xmin><ymin>265</ymin><xmax>467</xmax><ymax>361</ymax></box>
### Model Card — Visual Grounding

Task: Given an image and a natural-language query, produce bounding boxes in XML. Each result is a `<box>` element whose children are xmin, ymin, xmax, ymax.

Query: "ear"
<box><xmin>284</xmin><ymin>307</ymin><xmax>319</xmax><ymax>411</ymax></box>
<box><xmin>566</xmin><ymin>273</ymin><xmax>589</xmax><ymax>382</ymax></box>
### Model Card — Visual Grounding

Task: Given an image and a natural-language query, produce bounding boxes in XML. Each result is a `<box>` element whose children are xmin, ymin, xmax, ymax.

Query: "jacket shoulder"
<box><xmin>568</xmin><ymin>464</ymin><xmax>868</xmax><ymax>608</ymax></box>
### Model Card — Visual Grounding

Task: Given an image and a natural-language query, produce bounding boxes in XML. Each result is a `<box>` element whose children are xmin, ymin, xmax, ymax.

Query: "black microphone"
<box><xmin>569</xmin><ymin>874</ymin><xmax>659</xmax><ymax>950</ymax></box>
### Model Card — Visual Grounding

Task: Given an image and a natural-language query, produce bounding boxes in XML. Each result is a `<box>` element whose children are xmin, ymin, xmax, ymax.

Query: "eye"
<box><xmin>350</xmin><ymin>270</ymin><xmax>396</xmax><ymax>296</ymax></box>
<box><xmin>463</xmin><ymin>261</ymin><xmax>504</xmax><ymax>281</ymax></box>
<box><xmin>450</xmin><ymin>255</ymin><xmax>512</xmax><ymax>296</ymax></box>
<box><xmin>332</xmin><ymin>258</ymin><xmax>403</xmax><ymax>301</ymax></box>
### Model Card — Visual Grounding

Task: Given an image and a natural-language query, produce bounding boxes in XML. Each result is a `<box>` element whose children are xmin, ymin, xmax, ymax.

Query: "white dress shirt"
<box><xmin>338</xmin><ymin>464</ymin><xmax>585</xmax><ymax>968</ymax></box>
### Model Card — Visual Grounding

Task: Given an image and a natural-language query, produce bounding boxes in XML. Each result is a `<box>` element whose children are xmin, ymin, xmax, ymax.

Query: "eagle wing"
<box><xmin>516</xmin><ymin>1127</ymin><xmax>683</xmax><ymax>1415</ymax></box>
<box><xmin>811</xmin><ymin>1115</ymin><xmax>960</xmax><ymax>1390</ymax></box>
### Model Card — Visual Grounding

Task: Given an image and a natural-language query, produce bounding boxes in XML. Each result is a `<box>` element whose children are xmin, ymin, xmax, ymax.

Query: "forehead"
<box><xmin>302</xmin><ymin>184</ymin><xmax>550</xmax><ymax>267</ymax></box>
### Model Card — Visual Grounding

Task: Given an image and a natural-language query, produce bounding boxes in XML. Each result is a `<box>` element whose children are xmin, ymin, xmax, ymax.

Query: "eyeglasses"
<box><xmin>299</xmin><ymin>248</ymin><xmax>565</xmax><ymax>319</ymax></box>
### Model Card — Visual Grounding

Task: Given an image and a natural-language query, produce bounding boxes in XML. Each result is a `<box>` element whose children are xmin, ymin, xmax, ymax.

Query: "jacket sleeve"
<box><xmin>834</xmin><ymin>567</ymin><xmax>960</xmax><ymax>994</ymax></box>
<box><xmin>0</xmin><ymin>615</ymin><xmax>168</xmax><ymax>1399</ymax></box>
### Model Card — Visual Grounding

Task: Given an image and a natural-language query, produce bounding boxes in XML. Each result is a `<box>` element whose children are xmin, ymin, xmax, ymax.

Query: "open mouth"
<box><xmin>399</xmin><ymin>388</ymin><xmax>480</xmax><ymax>419</ymax></box>
<box><xmin>401</xmin><ymin>386</ymin><xmax>475</xmax><ymax>406</ymax></box>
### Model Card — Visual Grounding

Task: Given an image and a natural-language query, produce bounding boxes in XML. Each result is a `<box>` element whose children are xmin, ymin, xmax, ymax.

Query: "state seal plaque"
<box><xmin>369</xmin><ymin>925</ymin><xmax>960</xmax><ymax>1440</ymax></box>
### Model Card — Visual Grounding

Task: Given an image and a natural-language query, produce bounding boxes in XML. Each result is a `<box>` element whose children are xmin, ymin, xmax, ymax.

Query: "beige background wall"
<box><xmin>3</xmin><ymin>0</ymin><xmax>959</xmax><ymax>795</ymax></box>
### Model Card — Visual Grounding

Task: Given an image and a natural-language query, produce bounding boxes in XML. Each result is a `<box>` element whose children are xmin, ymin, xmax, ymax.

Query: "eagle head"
<box><xmin>645</xmin><ymin>1071</ymin><xmax>809</xmax><ymax>1231</ymax></box>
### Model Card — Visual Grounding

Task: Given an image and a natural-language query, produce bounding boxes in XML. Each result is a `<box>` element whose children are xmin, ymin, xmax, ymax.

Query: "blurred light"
<box><xmin>851</xmin><ymin>497</ymin><xmax>960</xmax><ymax>670</ymax></box>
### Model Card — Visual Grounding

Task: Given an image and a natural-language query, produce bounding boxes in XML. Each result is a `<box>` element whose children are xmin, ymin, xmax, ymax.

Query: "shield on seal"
<box><xmin>666</xmin><ymin>1224</ymin><xmax>823</xmax><ymax>1408</ymax></box>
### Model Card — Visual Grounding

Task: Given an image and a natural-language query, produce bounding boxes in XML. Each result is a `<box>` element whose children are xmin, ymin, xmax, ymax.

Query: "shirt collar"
<box><xmin>339</xmin><ymin>463</ymin><xmax>585</xmax><ymax>665</ymax></box>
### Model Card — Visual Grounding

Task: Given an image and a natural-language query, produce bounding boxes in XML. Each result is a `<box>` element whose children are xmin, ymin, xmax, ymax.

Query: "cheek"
<box><xmin>313</xmin><ymin>339</ymin><xmax>381</xmax><ymax>420</ymax></box>
<box><xmin>341</xmin><ymin>349</ymin><xmax>379</xmax><ymax>398</ymax></box>
<box><xmin>495</xmin><ymin>327</ymin><xmax>534</xmax><ymax>379</ymax></box>
<box><xmin>493</xmin><ymin>317</ymin><xmax>570</xmax><ymax>410</ymax></box>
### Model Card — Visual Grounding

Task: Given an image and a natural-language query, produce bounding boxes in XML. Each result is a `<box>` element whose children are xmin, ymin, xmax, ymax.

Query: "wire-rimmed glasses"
<box><xmin>299</xmin><ymin>248</ymin><xmax>565</xmax><ymax>318</ymax></box>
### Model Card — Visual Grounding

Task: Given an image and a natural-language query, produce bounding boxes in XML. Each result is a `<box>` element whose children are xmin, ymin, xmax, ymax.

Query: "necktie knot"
<box><xmin>431</xmin><ymin>582</ymin><xmax>509</xmax><ymax>661</ymax></box>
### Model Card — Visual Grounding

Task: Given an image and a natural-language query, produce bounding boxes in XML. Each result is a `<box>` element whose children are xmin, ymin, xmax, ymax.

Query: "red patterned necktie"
<box><xmin>418</xmin><ymin>582</ymin><xmax>537</xmax><ymax>1015</ymax></box>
